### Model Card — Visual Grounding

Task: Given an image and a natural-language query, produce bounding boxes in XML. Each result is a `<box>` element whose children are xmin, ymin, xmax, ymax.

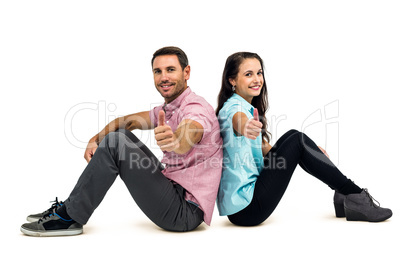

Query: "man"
<box><xmin>21</xmin><ymin>46</ymin><xmax>223</xmax><ymax>236</ymax></box>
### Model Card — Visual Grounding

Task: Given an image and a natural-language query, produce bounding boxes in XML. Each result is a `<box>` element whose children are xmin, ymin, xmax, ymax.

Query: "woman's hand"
<box><xmin>244</xmin><ymin>109</ymin><xmax>262</xmax><ymax>140</ymax></box>
<box><xmin>318</xmin><ymin>146</ymin><xmax>330</xmax><ymax>158</ymax></box>
<box><xmin>244</xmin><ymin>119</ymin><xmax>262</xmax><ymax>140</ymax></box>
<box><xmin>233</xmin><ymin>109</ymin><xmax>262</xmax><ymax>140</ymax></box>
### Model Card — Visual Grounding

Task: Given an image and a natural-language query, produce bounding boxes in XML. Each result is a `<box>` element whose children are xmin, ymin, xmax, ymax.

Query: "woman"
<box><xmin>216</xmin><ymin>52</ymin><xmax>392</xmax><ymax>226</ymax></box>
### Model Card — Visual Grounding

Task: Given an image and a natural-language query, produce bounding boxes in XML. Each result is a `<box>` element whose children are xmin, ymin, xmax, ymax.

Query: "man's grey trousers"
<box><xmin>64</xmin><ymin>129</ymin><xmax>204</xmax><ymax>232</ymax></box>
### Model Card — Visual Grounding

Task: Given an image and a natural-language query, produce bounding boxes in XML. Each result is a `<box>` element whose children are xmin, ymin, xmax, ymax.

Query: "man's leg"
<box><xmin>64</xmin><ymin>129</ymin><xmax>203</xmax><ymax>231</ymax></box>
<box><xmin>21</xmin><ymin>130</ymin><xmax>203</xmax><ymax>236</ymax></box>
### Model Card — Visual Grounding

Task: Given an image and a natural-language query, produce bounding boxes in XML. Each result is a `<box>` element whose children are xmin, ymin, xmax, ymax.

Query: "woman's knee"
<box><xmin>286</xmin><ymin>129</ymin><xmax>300</xmax><ymax>136</ymax></box>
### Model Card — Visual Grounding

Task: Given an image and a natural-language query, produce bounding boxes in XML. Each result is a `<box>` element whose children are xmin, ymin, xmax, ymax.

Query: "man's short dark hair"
<box><xmin>151</xmin><ymin>46</ymin><xmax>189</xmax><ymax>70</ymax></box>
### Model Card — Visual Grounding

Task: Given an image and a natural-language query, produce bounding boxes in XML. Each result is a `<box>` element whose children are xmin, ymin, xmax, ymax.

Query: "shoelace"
<box><xmin>47</xmin><ymin>197</ymin><xmax>63</xmax><ymax>212</ymax></box>
<box><xmin>38</xmin><ymin>213</ymin><xmax>54</xmax><ymax>223</ymax></box>
<box><xmin>363</xmin><ymin>188</ymin><xmax>380</xmax><ymax>207</ymax></box>
<box><xmin>37</xmin><ymin>197</ymin><xmax>64</xmax><ymax>223</ymax></box>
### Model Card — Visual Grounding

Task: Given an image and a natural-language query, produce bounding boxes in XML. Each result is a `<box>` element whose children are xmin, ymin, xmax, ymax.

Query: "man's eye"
<box><xmin>168</xmin><ymin>68</ymin><xmax>175</xmax><ymax>72</ymax></box>
<box><xmin>154</xmin><ymin>70</ymin><xmax>161</xmax><ymax>74</ymax></box>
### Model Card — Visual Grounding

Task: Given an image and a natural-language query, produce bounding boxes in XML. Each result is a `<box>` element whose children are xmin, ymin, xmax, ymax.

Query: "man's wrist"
<box><xmin>91</xmin><ymin>135</ymin><xmax>100</xmax><ymax>146</ymax></box>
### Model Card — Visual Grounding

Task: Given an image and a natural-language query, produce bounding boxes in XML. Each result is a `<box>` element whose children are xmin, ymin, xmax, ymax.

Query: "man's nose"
<box><xmin>160</xmin><ymin>71</ymin><xmax>169</xmax><ymax>82</ymax></box>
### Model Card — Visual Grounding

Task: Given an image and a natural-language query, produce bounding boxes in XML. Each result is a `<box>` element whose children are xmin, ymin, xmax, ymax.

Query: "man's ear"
<box><xmin>184</xmin><ymin>65</ymin><xmax>191</xmax><ymax>81</ymax></box>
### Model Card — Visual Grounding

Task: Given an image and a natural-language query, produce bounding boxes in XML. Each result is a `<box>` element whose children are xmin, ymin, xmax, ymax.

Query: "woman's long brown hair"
<box><xmin>216</xmin><ymin>52</ymin><xmax>270</xmax><ymax>143</ymax></box>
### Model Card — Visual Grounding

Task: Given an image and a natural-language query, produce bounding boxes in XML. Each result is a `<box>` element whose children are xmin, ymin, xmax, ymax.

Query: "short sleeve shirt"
<box><xmin>217</xmin><ymin>94</ymin><xmax>264</xmax><ymax>216</ymax></box>
<box><xmin>149</xmin><ymin>87</ymin><xmax>223</xmax><ymax>225</ymax></box>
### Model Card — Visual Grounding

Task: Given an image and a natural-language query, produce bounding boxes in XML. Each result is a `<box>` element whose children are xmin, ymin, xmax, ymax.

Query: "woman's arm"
<box><xmin>232</xmin><ymin>111</ymin><xmax>262</xmax><ymax>140</ymax></box>
<box><xmin>262</xmin><ymin>139</ymin><xmax>272</xmax><ymax>156</ymax></box>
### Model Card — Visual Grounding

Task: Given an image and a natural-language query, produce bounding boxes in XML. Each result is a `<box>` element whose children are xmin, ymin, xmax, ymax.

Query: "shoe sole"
<box><xmin>345</xmin><ymin>207</ymin><xmax>393</xmax><ymax>222</ymax></box>
<box><xmin>20</xmin><ymin>226</ymin><xmax>83</xmax><ymax>237</ymax></box>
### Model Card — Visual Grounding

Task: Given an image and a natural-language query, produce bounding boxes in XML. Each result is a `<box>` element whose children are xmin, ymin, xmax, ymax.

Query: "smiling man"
<box><xmin>21</xmin><ymin>46</ymin><xmax>223</xmax><ymax>236</ymax></box>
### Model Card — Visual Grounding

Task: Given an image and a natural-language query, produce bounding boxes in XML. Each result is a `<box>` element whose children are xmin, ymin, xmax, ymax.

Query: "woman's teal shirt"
<box><xmin>217</xmin><ymin>94</ymin><xmax>264</xmax><ymax>216</ymax></box>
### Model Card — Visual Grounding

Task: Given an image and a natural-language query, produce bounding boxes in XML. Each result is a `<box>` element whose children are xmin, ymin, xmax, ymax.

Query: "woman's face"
<box><xmin>230</xmin><ymin>58</ymin><xmax>264</xmax><ymax>103</ymax></box>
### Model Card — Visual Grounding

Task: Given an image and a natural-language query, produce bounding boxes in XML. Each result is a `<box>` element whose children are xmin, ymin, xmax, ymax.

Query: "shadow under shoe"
<box><xmin>344</xmin><ymin>189</ymin><xmax>392</xmax><ymax>222</ymax></box>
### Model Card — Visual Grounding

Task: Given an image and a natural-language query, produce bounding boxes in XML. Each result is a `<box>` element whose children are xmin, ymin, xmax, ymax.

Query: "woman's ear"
<box><xmin>229</xmin><ymin>78</ymin><xmax>235</xmax><ymax>87</ymax></box>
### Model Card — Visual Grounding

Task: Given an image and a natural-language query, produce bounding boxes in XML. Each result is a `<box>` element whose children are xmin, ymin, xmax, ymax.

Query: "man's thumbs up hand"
<box><xmin>154</xmin><ymin>110</ymin><xmax>179</xmax><ymax>152</ymax></box>
<box><xmin>158</xmin><ymin>110</ymin><xmax>165</xmax><ymax>126</ymax></box>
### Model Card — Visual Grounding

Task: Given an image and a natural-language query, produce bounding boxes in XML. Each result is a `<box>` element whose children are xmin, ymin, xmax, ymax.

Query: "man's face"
<box><xmin>152</xmin><ymin>55</ymin><xmax>190</xmax><ymax>103</ymax></box>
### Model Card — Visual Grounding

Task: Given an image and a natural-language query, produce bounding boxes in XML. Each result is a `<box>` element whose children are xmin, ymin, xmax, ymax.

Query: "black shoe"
<box><xmin>344</xmin><ymin>189</ymin><xmax>393</xmax><ymax>222</ymax></box>
<box><xmin>21</xmin><ymin>212</ymin><xmax>83</xmax><ymax>237</ymax></box>
<box><xmin>26</xmin><ymin>197</ymin><xmax>64</xmax><ymax>223</ymax></box>
<box><xmin>333</xmin><ymin>191</ymin><xmax>346</xmax><ymax>217</ymax></box>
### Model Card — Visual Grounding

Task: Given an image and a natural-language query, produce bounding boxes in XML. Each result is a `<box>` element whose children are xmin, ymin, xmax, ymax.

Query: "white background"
<box><xmin>1</xmin><ymin>0</ymin><xmax>401</xmax><ymax>267</ymax></box>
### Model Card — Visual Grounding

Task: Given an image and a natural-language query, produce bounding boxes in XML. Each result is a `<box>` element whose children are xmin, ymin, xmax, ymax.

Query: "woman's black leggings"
<box><xmin>228</xmin><ymin>129</ymin><xmax>362</xmax><ymax>226</ymax></box>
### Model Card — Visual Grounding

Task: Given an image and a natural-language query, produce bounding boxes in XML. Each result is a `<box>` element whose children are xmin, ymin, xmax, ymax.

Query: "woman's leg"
<box><xmin>228</xmin><ymin>129</ymin><xmax>361</xmax><ymax>226</ymax></box>
<box><xmin>64</xmin><ymin>129</ymin><xmax>203</xmax><ymax>232</ymax></box>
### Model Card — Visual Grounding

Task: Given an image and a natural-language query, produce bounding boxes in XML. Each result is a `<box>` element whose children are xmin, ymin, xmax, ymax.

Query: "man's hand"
<box><xmin>154</xmin><ymin>110</ymin><xmax>180</xmax><ymax>152</ymax></box>
<box><xmin>84</xmin><ymin>138</ymin><xmax>99</xmax><ymax>163</ymax></box>
<box><xmin>243</xmin><ymin>108</ymin><xmax>262</xmax><ymax>140</ymax></box>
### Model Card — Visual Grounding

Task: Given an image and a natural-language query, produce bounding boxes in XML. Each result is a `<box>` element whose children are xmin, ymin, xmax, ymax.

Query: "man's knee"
<box><xmin>116</xmin><ymin>129</ymin><xmax>132</xmax><ymax>136</ymax></box>
<box><xmin>101</xmin><ymin>131</ymin><xmax>122</xmax><ymax>149</ymax></box>
<box><xmin>104</xmin><ymin>129</ymin><xmax>133</xmax><ymax>143</ymax></box>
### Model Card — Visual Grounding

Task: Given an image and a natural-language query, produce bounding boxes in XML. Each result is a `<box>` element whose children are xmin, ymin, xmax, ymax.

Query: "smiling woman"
<box><xmin>215</xmin><ymin>51</ymin><xmax>392</xmax><ymax>226</ymax></box>
<box><xmin>230</xmin><ymin>58</ymin><xmax>264</xmax><ymax>104</ymax></box>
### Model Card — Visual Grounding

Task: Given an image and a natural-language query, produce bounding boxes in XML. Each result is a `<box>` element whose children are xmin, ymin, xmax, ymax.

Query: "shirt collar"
<box><xmin>163</xmin><ymin>87</ymin><xmax>191</xmax><ymax>112</ymax></box>
<box><xmin>232</xmin><ymin>93</ymin><xmax>255</xmax><ymax>116</ymax></box>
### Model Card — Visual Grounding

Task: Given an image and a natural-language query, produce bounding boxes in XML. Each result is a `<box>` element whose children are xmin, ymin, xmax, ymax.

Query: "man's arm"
<box><xmin>154</xmin><ymin>110</ymin><xmax>204</xmax><ymax>155</ymax></box>
<box><xmin>94</xmin><ymin>111</ymin><xmax>152</xmax><ymax>144</ymax></box>
<box><xmin>172</xmin><ymin>119</ymin><xmax>204</xmax><ymax>154</ymax></box>
<box><xmin>84</xmin><ymin>111</ymin><xmax>152</xmax><ymax>162</ymax></box>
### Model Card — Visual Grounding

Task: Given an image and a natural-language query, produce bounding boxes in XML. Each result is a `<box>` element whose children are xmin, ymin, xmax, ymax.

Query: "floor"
<box><xmin>6</xmin><ymin>170</ymin><xmax>401</xmax><ymax>268</ymax></box>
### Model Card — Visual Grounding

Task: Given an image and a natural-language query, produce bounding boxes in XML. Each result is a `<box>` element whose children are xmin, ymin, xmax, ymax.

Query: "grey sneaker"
<box><xmin>26</xmin><ymin>197</ymin><xmax>64</xmax><ymax>223</ymax></box>
<box><xmin>344</xmin><ymin>188</ymin><xmax>392</xmax><ymax>222</ymax></box>
<box><xmin>21</xmin><ymin>213</ymin><xmax>83</xmax><ymax>237</ymax></box>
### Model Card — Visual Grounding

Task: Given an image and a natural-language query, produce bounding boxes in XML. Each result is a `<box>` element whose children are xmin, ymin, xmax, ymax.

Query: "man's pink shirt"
<box><xmin>150</xmin><ymin>87</ymin><xmax>223</xmax><ymax>225</ymax></box>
